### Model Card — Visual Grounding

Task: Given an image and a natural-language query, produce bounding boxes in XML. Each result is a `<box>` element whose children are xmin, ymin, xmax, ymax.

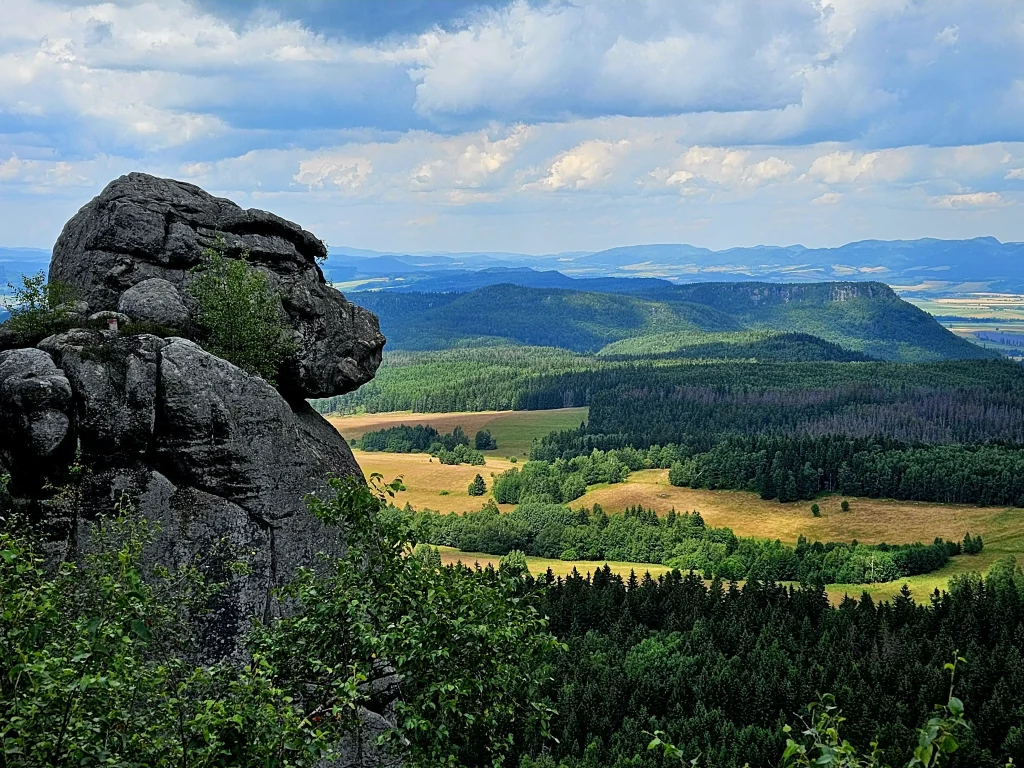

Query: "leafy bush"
<box><xmin>0</xmin><ymin>476</ymin><xmax>560</xmax><ymax>767</ymax></box>
<box><xmin>499</xmin><ymin>550</ymin><xmax>529</xmax><ymax>576</ymax></box>
<box><xmin>0</xmin><ymin>505</ymin><xmax>339</xmax><ymax>766</ymax></box>
<box><xmin>434</xmin><ymin>443</ymin><xmax>486</xmax><ymax>466</ymax></box>
<box><xmin>189</xmin><ymin>241</ymin><xmax>296</xmax><ymax>383</ymax></box>
<box><xmin>2</xmin><ymin>272</ymin><xmax>78</xmax><ymax>340</ymax></box>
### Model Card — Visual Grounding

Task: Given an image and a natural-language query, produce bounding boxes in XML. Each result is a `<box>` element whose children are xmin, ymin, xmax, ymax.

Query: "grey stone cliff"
<box><xmin>0</xmin><ymin>174</ymin><xmax>385</xmax><ymax>665</ymax></box>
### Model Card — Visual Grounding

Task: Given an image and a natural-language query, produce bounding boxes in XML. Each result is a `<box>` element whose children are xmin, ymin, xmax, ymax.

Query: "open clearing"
<box><xmin>577</xmin><ymin>470</ymin><xmax>1024</xmax><ymax>601</ymax></box>
<box><xmin>352</xmin><ymin>449</ymin><xmax>518</xmax><ymax>513</ymax></box>
<box><xmin>339</xmin><ymin>410</ymin><xmax>1024</xmax><ymax>601</ymax></box>
<box><xmin>436</xmin><ymin>545</ymin><xmax>672</xmax><ymax>580</ymax></box>
<box><xmin>330</xmin><ymin>407</ymin><xmax>587</xmax><ymax>460</ymax></box>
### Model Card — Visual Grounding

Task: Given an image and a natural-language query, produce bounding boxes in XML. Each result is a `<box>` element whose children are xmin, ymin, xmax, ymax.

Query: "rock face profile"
<box><xmin>50</xmin><ymin>172</ymin><xmax>384</xmax><ymax>399</ymax></box>
<box><xmin>0</xmin><ymin>174</ymin><xmax>385</xmax><ymax>665</ymax></box>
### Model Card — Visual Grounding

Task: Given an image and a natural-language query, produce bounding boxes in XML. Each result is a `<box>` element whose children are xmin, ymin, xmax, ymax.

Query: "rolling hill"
<box><xmin>351</xmin><ymin>281</ymin><xmax>994</xmax><ymax>362</ymax></box>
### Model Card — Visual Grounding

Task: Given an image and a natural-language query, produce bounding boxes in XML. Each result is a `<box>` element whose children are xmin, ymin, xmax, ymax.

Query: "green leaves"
<box><xmin>2</xmin><ymin>271</ymin><xmax>78</xmax><ymax>340</ymax></box>
<box><xmin>261</xmin><ymin>474</ymin><xmax>561</xmax><ymax>768</ymax></box>
<box><xmin>0</xmin><ymin>512</ymin><xmax>337</xmax><ymax>767</ymax></box>
<box><xmin>189</xmin><ymin>238</ymin><xmax>297</xmax><ymax>384</ymax></box>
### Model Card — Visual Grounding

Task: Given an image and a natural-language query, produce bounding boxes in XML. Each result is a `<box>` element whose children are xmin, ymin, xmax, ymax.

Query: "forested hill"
<box><xmin>351</xmin><ymin>280</ymin><xmax>992</xmax><ymax>362</ymax></box>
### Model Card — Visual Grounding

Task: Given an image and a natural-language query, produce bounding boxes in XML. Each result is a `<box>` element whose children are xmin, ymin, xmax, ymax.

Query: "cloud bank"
<box><xmin>0</xmin><ymin>0</ymin><xmax>1021</xmax><ymax>251</ymax></box>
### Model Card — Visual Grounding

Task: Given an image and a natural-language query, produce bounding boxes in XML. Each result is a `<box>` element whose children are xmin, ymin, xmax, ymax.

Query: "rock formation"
<box><xmin>0</xmin><ymin>174</ymin><xmax>386</xmax><ymax>667</ymax></box>
<box><xmin>50</xmin><ymin>172</ymin><xmax>384</xmax><ymax>400</ymax></box>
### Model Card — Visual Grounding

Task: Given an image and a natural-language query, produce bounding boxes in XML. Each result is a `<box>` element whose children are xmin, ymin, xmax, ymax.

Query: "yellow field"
<box><xmin>575</xmin><ymin>469</ymin><xmax>1024</xmax><ymax>601</ymax></box>
<box><xmin>906</xmin><ymin>293</ymin><xmax>1024</xmax><ymax>320</ymax></box>
<box><xmin>437</xmin><ymin>545</ymin><xmax>673</xmax><ymax>580</ymax></box>
<box><xmin>578</xmin><ymin>470</ymin><xmax>1006</xmax><ymax>547</ymax></box>
<box><xmin>353</xmin><ymin>449</ymin><xmax>517</xmax><ymax>513</ymax></box>
<box><xmin>336</xmin><ymin>411</ymin><xmax>1024</xmax><ymax>602</ymax></box>
<box><xmin>330</xmin><ymin>407</ymin><xmax>587</xmax><ymax>460</ymax></box>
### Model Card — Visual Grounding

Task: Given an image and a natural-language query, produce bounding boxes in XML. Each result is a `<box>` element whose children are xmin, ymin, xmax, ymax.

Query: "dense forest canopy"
<box><xmin>349</xmin><ymin>280</ymin><xmax>991</xmax><ymax>361</ymax></box>
<box><xmin>520</xmin><ymin>359</ymin><xmax>1024</xmax><ymax>505</ymax></box>
<box><xmin>515</xmin><ymin>559</ymin><xmax>1024</xmax><ymax>768</ymax></box>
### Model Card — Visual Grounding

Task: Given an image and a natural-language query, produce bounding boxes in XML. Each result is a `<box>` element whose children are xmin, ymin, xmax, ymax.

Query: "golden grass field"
<box><xmin>333</xmin><ymin>410</ymin><xmax>1024</xmax><ymax>602</ymax></box>
<box><xmin>329</xmin><ymin>407</ymin><xmax>588</xmax><ymax>460</ymax></box>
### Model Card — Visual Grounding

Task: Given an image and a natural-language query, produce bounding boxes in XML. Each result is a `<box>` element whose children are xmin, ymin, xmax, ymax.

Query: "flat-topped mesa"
<box><xmin>50</xmin><ymin>172</ymin><xmax>385</xmax><ymax>400</ymax></box>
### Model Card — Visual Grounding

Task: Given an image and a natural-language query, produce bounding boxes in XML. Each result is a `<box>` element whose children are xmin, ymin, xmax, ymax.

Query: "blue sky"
<box><xmin>1</xmin><ymin>0</ymin><xmax>1022</xmax><ymax>253</ymax></box>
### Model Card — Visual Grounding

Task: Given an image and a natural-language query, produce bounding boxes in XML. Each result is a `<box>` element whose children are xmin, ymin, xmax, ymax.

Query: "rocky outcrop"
<box><xmin>0</xmin><ymin>177</ymin><xmax>386</xmax><ymax>662</ymax></box>
<box><xmin>0</xmin><ymin>347</ymin><xmax>75</xmax><ymax>489</ymax></box>
<box><xmin>50</xmin><ymin>172</ymin><xmax>385</xmax><ymax>399</ymax></box>
<box><xmin>0</xmin><ymin>175</ymin><xmax>397</xmax><ymax>764</ymax></box>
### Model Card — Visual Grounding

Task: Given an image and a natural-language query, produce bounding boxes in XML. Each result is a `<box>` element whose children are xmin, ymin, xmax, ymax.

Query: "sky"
<box><xmin>0</xmin><ymin>0</ymin><xmax>1022</xmax><ymax>253</ymax></box>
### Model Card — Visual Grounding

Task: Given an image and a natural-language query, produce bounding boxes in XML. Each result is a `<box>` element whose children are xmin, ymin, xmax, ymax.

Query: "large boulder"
<box><xmin>1</xmin><ymin>176</ymin><xmax>397</xmax><ymax>760</ymax></box>
<box><xmin>118</xmin><ymin>278</ymin><xmax>189</xmax><ymax>330</ymax></box>
<box><xmin>50</xmin><ymin>172</ymin><xmax>385</xmax><ymax>399</ymax></box>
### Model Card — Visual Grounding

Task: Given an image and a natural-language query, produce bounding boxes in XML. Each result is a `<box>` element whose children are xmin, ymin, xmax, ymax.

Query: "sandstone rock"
<box><xmin>0</xmin><ymin>348</ymin><xmax>74</xmax><ymax>488</ymax></box>
<box><xmin>3</xmin><ymin>175</ymin><xmax>397</xmax><ymax>751</ymax></box>
<box><xmin>78</xmin><ymin>468</ymin><xmax>274</xmax><ymax>659</ymax></box>
<box><xmin>51</xmin><ymin>173</ymin><xmax>385</xmax><ymax>398</ymax></box>
<box><xmin>154</xmin><ymin>338</ymin><xmax>360</xmax><ymax>524</ymax></box>
<box><xmin>118</xmin><ymin>277</ymin><xmax>188</xmax><ymax>329</ymax></box>
<box><xmin>39</xmin><ymin>329</ymin><xmax>164</xmax><ymax>460</ymax></box>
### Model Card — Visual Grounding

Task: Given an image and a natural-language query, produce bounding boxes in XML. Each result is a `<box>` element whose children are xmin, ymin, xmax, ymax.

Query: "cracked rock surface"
<box><xmin>51</xmin><ymin>172</ymin><xmax>385</xmax><ymax>400</ymax></box>
<box><xmin>0</xmin><ymin>175</ymin><xmax>384</xmax><ymax>663</ymax></box>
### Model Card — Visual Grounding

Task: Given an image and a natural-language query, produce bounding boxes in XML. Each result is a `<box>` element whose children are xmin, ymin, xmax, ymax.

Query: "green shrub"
<box><xmin>841</xmin><ymin>499</ymin><xmax>851</xmax><ymax>512</ymax></box>
<box><xmin>412</xmin><ymin>543</ymin><xmax>442</xmax><ymax>569</ymax></box>
<box><xmin>0</xmin><ymin>475</ymin><xmax>559</xmax><ymax>768</ymax></box>
<box><xmin>2</xmin><ymin>271</ymin><xmax>78</xmax><ymax>340</ymax></box>
<box><xmin>0</xmin><ymin>504</ymin><xmax>340</xmax><ymax>766</ymax></box>
<box><xmin>189</xmin><ymin>240</ymin><xmax>296</xmax><ymax>383</ymax></box>
<box><xmin>499</xmin><ymin>549</ymin><xmax>529</xmax><ymax>576</ymax></box>
<box><xmin>811</xmin><ymin>503</ymin><xmax>821</xmax><ymax>517</ymax></box>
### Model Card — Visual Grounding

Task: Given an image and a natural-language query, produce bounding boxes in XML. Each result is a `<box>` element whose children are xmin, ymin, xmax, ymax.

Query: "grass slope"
<box><xmin>643</xmin><ymin>281</ymin><xmax>992</xmax><ymax>361</ymax></box>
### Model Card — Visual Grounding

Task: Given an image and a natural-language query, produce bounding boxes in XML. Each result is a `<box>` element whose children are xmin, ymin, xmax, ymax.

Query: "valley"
<box><xmin>333</xmin><ymin>408</ymin><xmax>1023</xmax><ymax>602</ymax></box>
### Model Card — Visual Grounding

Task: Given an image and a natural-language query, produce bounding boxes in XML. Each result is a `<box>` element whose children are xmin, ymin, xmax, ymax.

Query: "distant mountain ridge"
<box><xmin>6</xmin><ymin>239</ymin><xmax>1022</xmax><ymax>297</ymax></box>
<box><xmin>353</xmin><ymin>280</ymin><xmax>993</xmax><ymax>363</ymax></box>
<box><xmin>323</xmin><ymin>237</ymin><xmax>1024</xmax><ymax>296</ymax></box>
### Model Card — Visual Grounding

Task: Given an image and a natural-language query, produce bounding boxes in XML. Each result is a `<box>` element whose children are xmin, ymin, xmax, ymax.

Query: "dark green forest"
<box><xmin>526</xmin><ymin>360</ymin><xmax>1024</xmax><ymax>505</ymax></box>
<box><xmin>348</xmin><ymin>281</ymin><xmax>991</xmax><ymax>361</ymax></box>
<box><xmin>510</xmin><ymin>560</ymin><xmax>1024</xmax><ymax>768</ymax></box>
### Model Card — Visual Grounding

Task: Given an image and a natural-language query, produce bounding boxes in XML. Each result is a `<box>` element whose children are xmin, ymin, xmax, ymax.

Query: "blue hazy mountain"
<box><xmin>5</xmin><ymin>239</ymin><xmax>1023</xmax><ymax>298</ymax></box>
<box><xmin>325</xmin><ymin>238</ymin><xmax>1024</xmax><ymax>295</ymax></box>
<box><xmin>0</xmin><ymin>247</ymin><xmax>52</xmax><ymax>289</ymax></box>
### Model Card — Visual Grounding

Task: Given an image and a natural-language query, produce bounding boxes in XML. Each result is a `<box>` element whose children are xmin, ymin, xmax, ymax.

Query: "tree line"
<box><xmin>668</xmin><ymin>434</ymin><xmax>1024</xmax><ymax>505</ymax></box>
<box><xmin>400</xmin><ymin>502</ymin><xmax>979</xmax><ymax>584</ymax></box>
<box><xmin>356</xmin><ymin>423</ymin><xmax>493</xmax><ymax>465</ymax></box>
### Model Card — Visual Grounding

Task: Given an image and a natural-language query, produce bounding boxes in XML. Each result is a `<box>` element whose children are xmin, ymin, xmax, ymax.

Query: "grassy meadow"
<box><xmin>335</xmin><ymin>409</ymin><xmax>1024</xmax><ymax>602</ymax></box>
<box><xmin>329</xmin><ymin>406</ymin><xmax>588</xmax><ymax>461</ymax></box>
